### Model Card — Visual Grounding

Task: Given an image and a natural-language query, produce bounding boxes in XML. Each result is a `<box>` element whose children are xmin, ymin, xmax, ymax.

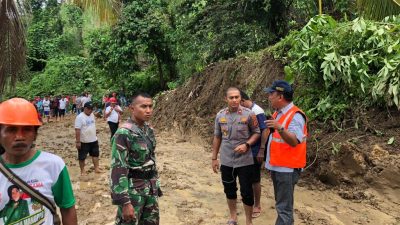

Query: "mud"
<box><xmin>34</xmin><ymin>112</ymin><xmax>400</xmax><ymax>225</ymax></box>
<box><xmin>150</xmin><ymin>53</ymin><xmax>400</xmax><ymax>224</ymax></box>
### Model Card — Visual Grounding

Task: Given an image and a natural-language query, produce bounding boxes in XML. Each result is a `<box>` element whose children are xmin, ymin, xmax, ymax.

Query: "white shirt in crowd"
<box><xmin>74</xmin><ymin>112</ymin><xmax>97</xmax><ymax>143</ymax></box>
<box><xmin>105</xmin><ymin>105</ymin><xmax>122</xmax><ymax>123</ymax></box>
<box><xmin>80</xmin><ymin>96</ymin><xmax>90</xmax><ymax>107</ymax></box>
<box><xmin>76</xmin><ymin>97</ymin><xmax>82</xmax><ymax>108</ymax></box>
<box><xmin>43</xmin><ymin>99</ymin><xmax>50</xmax><ymax>111</ymax></box>
<box><xmin>59</xmin><ymin>98</ymin><xmax>68</xmax><ymax>110</ymax></box>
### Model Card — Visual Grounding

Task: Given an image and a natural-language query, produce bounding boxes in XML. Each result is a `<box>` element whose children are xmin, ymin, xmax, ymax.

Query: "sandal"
<box><xmin>252</xmin><ymin>206</ymin><xmax>261</xmax><ymax>218</ymax></box>
<box><xmin>227</xmin><ymin>219</ymin><xmax>238</xmax><ymax>225</ymax></box>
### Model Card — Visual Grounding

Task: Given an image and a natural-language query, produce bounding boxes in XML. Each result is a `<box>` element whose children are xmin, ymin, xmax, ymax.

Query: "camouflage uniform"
<box><xmin>110</xmin><ymin>118</ymin><xmax>161</xmax><ymax>225</ymax></box>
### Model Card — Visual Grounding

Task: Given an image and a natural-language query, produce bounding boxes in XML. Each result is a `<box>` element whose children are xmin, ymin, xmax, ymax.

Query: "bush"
<box><xmin>272</xmin><ymin>15</ymin><xmax>400</xmax><ymax>122</ymax></box>
<box><xmin>9</xmin><ymin>56</ymin><xmax>105</xmax><ymax>99</ymax></box>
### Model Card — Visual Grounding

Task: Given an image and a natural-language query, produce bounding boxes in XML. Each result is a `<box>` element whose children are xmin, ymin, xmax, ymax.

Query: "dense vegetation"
<box><xmin>272</xmin><ymin>15</ymin><xmax>400</xmax><ymax>123</ymax></box>
<box><xmin>2</xmin><ymin>0</ymin><xmax>400</xmax><ymax>125</ymax></box>
<box><xmin>5</xmin><ymin>0</ymin><xmax>359</xmax><ymax>99</ymax></box>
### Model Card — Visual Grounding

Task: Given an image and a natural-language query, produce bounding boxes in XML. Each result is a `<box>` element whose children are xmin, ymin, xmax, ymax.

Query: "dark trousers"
<box><xmin>270</xmin><ymin>170</ymin><xmax>301</xmax><ymax>225</ymax></box>
<box><xmin>220</xmin><ymin>165</ymin><xmax>254</xmax><ymax>206</ymax></box>
<box><xmin>108</xmin><ymin>121</ymin><xmax>119</xmax><ymax>139</ymax></box>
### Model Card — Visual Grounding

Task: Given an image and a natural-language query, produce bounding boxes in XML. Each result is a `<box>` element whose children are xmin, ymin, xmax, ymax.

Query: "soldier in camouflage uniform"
<box><xmin>110</xmin><ymin>93</ymin><xmax>162</xmax><ymax>225</ymax></box>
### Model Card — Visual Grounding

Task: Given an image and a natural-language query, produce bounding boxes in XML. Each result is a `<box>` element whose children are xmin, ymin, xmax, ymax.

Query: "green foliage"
<box><xmin>27</xmin><ymin>1</ymin><xmax>85</xmax><ymax>71</ymax></box>
<box><xmin>175</xmin><ymin>1</ymin><xmax>282</xmax><ymax>62</ymax></box>
<box><xmin>117</xmin><ymin>0</ymin><xmax>177</xmax><ymax>89</ymax></box>
<box><xmin>272</xmin><ymin>15</ymin><xmax>400</xmax><ymax>122</ymax></box>
<box><xmin>27</xmin><ymin>0</ymin><xmax>63</xmax><ymax>71</ymax></box>
<box><xmin>85</xmin><ymin>27</ymin><xmax>139</xmax><ymax>80</ymax></box>
<box><xmin>10</xmin><ymin>56</ymin><xmax>106</xmax><ymax>99</ymax></box>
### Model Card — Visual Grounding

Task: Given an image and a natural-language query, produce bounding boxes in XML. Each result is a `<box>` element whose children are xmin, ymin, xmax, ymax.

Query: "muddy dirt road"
<box><xmin>35</xmin><ymin>115</ymin><xmax>400</xmax><ymax>225</ymax></box>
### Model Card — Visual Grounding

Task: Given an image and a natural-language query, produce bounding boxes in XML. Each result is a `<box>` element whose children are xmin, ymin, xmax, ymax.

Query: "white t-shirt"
<box><xmin>74</xmin><ymin>112</ymin><xmax>97</xmax><ymax>143</ymax></box>
<box><xmin>59</xmin><ymin>99</ymin><xmax>67</xmax><ymax>110</ymax></box>
<box><xmin>105</xmin><ymin>105</ymin><xmax>122</xmax><ymax>123</ymax></box>
<box><xmin>75</xmin><ymin>97</ymin><xmax>82</xmax><ymax>108</ymax></box>
<box><xmin>42</xmin><ymin>100</ymin><xmax>50</xmax><ymax>111</ymax></box>
<box><xmin>80</xmin><ymin>97</ymin><xmax>89</xmax><ymax>107</ymax></box>
<box><xmin>0</xmin><ymin>151</ymin><xmax>75</xmax><ymax>225</ymax></box>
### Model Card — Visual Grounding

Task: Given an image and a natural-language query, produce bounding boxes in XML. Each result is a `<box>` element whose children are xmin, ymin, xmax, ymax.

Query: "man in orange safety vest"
<box><xmin>261</xmin><ymin>80</ymin><xmax>308</xmax><ymax>225</ymax></box>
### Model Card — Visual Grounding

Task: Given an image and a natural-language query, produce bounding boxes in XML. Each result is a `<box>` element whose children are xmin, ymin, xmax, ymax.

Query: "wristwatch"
<box><xmin>278</xmin><ymin>126</ymin><xmax>284</xmax><ymax>133</ymax></box>
<box><xmin>245</xmin><ymin>142</ymin><xmax>250</xmax><ymax>149</ymax></box>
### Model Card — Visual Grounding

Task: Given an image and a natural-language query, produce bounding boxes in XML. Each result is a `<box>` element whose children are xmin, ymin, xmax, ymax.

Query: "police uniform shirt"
<box><xmin>214</xmin><ymin>106</ymin><xmax>260</xmax><ymax>168</ymax></box>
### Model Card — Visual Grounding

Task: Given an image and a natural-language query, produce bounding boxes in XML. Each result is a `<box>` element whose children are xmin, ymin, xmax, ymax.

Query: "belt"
<box><xmin>128</xmin><ymin>170</ymin><xmax>156</xmax><ymax>179</ymax></box>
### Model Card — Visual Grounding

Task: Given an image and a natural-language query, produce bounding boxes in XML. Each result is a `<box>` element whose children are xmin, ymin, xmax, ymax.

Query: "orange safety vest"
<box><xmin>269</xmin><ymin>105</ymin><xmax>307</xmax><ymax>168</ymax></box>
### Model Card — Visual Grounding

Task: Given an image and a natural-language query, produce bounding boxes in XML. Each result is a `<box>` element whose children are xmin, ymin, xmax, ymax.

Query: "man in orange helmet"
<box><xmin>0</xmin><ymin>98</ymin><xmax>77</xmax><ymax>225</ymax></box>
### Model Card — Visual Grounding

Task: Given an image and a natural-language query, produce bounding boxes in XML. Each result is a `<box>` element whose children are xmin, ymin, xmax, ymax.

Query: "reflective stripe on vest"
<box><xmin>269</xmin><ymin>105</ymin><xmax>307</xmax><ymax>168</ymax></box>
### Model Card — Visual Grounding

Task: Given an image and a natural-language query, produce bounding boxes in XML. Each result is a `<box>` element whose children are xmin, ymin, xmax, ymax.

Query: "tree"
<box><xmin>0</xmin><ymin>0</ymin><xmax>121</xmax><ymax>94</ymax></box>
<box><xmin>357</xmin><ymin>0</ymin><xmax>400</xmax><ymax>20</ymax></box>
<box><xmin>0</xmin><ymin>0</ymin><xmax>25</xmax><ymax>93</ymax></box>
<box><xmin>115</xmin><ymin>0</ymin><xmax>177</xmax><ymax>89</ymax></box>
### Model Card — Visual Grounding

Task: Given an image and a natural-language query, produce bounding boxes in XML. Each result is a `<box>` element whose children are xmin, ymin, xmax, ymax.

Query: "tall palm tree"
<box><xmin>68</xmin><ymin>0</ymin><xmax>121</xmax><ymax>24</ymax></box>
<box><xmin>0</xmin><ymin>0</ymin><xmax>25</xmax><ymax>93</ymax></box>
<box><xmin>0</xmin><ymin>0</ymin><xmax>121</xmax><ymax>94</ymax></box>
<box><xmin>357</xmin><ymin>0</ymin><xmax>400</xmax><ymax>20</ymax></box>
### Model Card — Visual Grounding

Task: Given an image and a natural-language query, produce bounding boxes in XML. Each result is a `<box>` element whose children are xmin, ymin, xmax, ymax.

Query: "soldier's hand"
<box><xmin>212</xmin><ymin>159</ymin><xmax>219</xmax><ymax>173</ymax></box>
<box><xmin>75</xmin><ymin>142</ymin><xmax>81</xmax><ymax>150</ymax></box>
<box><xmin>234</xmin><ymin>144</ymin><xmax>248</xmax><ymax>154</ymax></box>
<box><xmin>122</xmin><ymin>203</ymin><xmax>136</xmax><ymax>222</ymax></box>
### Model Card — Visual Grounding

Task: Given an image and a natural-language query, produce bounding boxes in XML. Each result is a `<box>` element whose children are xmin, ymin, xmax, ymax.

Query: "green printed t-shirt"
<box><xmin>0</xmin><ymin>151</ymin><xmax>75</xmax><ymax>225</ymax></box>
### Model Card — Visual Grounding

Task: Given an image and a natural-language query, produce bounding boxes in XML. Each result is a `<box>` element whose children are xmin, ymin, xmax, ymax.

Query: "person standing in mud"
<box><xmin>42</xmin><ymin>96</ymin><xmax>51</xmax><ymax>123</ymax></box>
<box><xmin>75</xmin><ymin>102</ymin><xmax>100</xmax><ymax>175</ymax></box>
<box><xmin>239</xmin><ymin>90</ymin><xmax>269</xmax><ymax>219</ymax></box>
<box><xmin>110</xmin><ymin>92</ymin><xmax>162</xmax><ymax>225</ymax></box>
<box><xmin>104</xmin><ymin>97</ymin><xmax>123</xmax><ymax>139</ymax></box>
<box><xmin>0</xmin><ymin>98</ymin><xmax>77</xmax><ymax>225</ymax></box>
<box><xmin>211</xmin><ymin>87</ymin><xmax>260</xmax><ymax>225</ymax></box>
<box><xmin>262</xmin><ymin>80</ymin><xmax>308</xmax><ymax>225</ymax></box>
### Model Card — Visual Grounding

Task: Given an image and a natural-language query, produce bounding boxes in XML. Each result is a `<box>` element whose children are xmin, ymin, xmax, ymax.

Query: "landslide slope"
<box><xmin>153</xmin><ymin>53</ymin><xmax>283</xmax><ymax>139</ymax></box>
<box><xmin>153</xmin><ymin>52</ymin><xmax>400</xmax><ymax>219</ymax></box>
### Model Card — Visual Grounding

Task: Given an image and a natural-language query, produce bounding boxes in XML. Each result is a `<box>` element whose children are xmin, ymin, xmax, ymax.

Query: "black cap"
<box><xmin>263</xmin><ymin>80</ymin><xmax>293</xmax><ymax>94</ymax></box>
<box><xmin>84</xmin><ymin>102</ymin><xmax>93</xmax><ymax>109</ymax></box>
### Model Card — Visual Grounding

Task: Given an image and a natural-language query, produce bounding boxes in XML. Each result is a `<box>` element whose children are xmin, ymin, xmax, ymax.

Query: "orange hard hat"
<box><xmin>0</xmin><ymin>98</ymin><xmax>42</xmax><ymax>126</ymax></box>
<box><xmin>109</xmin><ymin>97</ymin><xmax>117</xmax><ymax>103</ymax></box>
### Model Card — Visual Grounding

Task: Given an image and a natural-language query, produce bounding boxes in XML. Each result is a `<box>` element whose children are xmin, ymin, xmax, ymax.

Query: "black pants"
<box><xmin>220</xmin><ymin>164</ymin><xmax>254</xmax><ymax>206</ymax></box>
<box><xmin>79</xmin><ymin>141</ymin><xmax>99</xmax><ymax>160</ymax></box>
<box><xmin>108</xmin><ymin>121</ymin><xmax>119</xmax><ymax>139</ymax></box>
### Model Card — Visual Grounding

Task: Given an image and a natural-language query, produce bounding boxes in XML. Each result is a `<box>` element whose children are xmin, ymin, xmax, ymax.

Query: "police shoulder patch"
<box><xmin>219</xmin><ymin>117</ymin><xmax>227</xmax><ymax>123</ymax></box>
<box><xmin>251</xmin><ymin>114</ymin><xmax>259</xmax><ymax>127</ymax></box>
<box><xmin>218</xmin><ymin>107</ymin><xmax>228</xmax><ymax>115</ymax></box>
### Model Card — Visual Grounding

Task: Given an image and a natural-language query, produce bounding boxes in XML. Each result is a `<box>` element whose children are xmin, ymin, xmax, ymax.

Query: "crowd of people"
<box><xmin>0</xmin><ymin>80</ymin><xmax>308</xmax><ymax>225</ymax></box>
<box><xmin>31</xmin><ymin>93</ymin><xmax>92</xmax><ymax>123</ymax></box>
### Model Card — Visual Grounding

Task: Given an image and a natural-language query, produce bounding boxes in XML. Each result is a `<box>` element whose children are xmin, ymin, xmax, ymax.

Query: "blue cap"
<box><xmin>263</xmin><ymin>80</ymin><xmax>293</xmax><ymax>94</ymax></box>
